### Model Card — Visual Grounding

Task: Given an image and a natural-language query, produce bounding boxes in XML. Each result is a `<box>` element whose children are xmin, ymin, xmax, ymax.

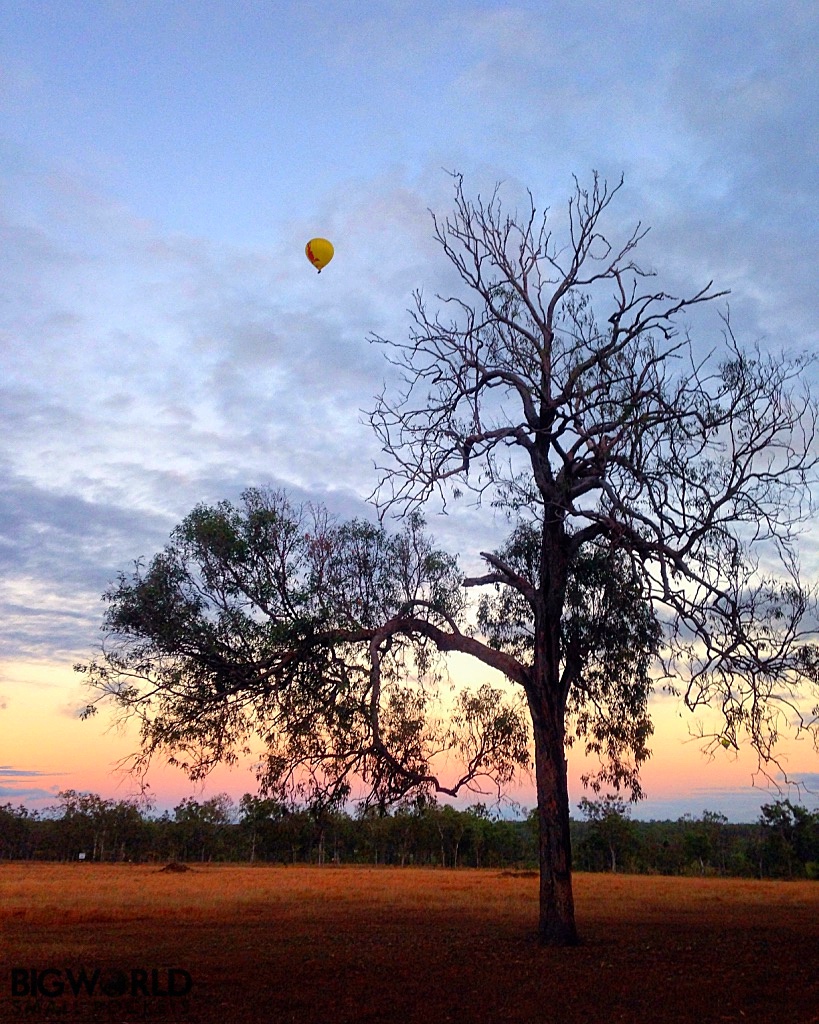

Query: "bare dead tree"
<box><xmin>367</xmin><ymin>172</ymin><xmax>819</xmax><ymax>944</ymax></box>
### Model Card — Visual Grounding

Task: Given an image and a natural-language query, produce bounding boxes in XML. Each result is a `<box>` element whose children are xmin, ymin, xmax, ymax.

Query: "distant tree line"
<box><xmin>1</xmin><ymin>791</ymin><xmax>817</xmax><ymax>879</ymax></box>
<box><xmin>572</xmin><ymin>795</ymin><xmax>819</xmax><ymax>879</ymax></box>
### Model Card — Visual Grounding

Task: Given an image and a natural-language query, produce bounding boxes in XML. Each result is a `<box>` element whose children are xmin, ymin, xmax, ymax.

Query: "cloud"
<box><xmin>1</xmin><ymin>160</ymin><xmax>433</xmax><ymax>504</ymax></box>
<box><xmin>0</xmin><ymin>463</ymin><xmax>175</xmax><ymax>661</ymax></box>
<box><xmin>630</xmin><ymin>782</ymin><xmax>819</xmax><ymax>823</ymax></box>
<box><xmin>0</xmin><ymin>766</ymin><xmax>64</xmax><ymax>803</ymax></box>
<box><xmin>0</xmin><ymin>766</ymin><xmax>55</xmax><ymax>776</ymax></box>
<box><xmin>790</xmin><ymin>772</ymin><xmax>819</xmax><ymax>791</ymax></box>
<box><xmin>434</xmin><ymin>4</ymin><xmax>818</xmax><ymax>360</ymax></box>
<box><xmin>0</xmin><ymin>785</ymin><xmax>57</xmax><ymax>802</ymax></box>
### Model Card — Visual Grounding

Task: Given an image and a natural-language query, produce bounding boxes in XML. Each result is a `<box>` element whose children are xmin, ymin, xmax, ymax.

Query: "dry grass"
<box><xmin>2</xmin><ymin>863</ymin><xmax>818</xmax><ymax>1023</ymax></box>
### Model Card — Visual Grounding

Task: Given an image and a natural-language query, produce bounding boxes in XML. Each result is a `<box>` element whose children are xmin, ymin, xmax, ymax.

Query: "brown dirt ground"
<box><xmin>1</xmin><ymin>864</ymin><xmax>818</xmax><ymax>1024</ymax></box>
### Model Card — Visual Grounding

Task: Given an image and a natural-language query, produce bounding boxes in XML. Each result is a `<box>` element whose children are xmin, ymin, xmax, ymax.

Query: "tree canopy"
<box><xmin>80</xmin><ymin>488</ymin><xmax>655</xmax><ymax>809</ymax></box>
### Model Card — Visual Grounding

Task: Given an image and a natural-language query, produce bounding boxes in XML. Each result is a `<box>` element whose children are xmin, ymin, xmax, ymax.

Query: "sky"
<box><xmin>1</xmin><ymin>0</ymin><xmax>818</xmax><ymax>823</ymax></box>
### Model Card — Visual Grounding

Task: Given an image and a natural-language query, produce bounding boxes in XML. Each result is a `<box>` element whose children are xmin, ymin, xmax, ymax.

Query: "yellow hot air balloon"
<box><xmin>305</xmin><ymin>237</ymin><xmax>334</xmax><ymax>273</ymax></box>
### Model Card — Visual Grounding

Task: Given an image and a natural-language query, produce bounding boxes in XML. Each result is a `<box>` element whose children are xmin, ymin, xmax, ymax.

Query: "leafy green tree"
<box><xmin>388</xmin><ymin>799</ymin><xmax>427</xmax><ymax>866</ymax></box>
<box><xmin>80</xmin><ymin>174</ymin><xmax>819</xmax><ymax>944</ymax></box>
<box><xmin>172</xmin><ymin>794</ymin><xmax>235</xmax><ymax>862</ymax></box>
<box><xmin>0</xmin><ymin>803</ymin><xmax>39</xmax><ymax>859</ymax></box>
<box><xmin>464</xmin><ymin>803</ymin><xmax>493</xmax><ymax>868</ymax></box>
<box><xmin>578</xmin><ymin>795</ymin><xmax>638</xmax><ymax>872</ymax></box>
<box><xmin>696</xmin><ymin>810</ymin><xmax>729</xmax><ymax>875</ymax></box>
<box><xmin>356</xmin><ymin>804</ymin><xmax>393</xmax><ymax>865</ymax></box>
<box><xmin>79</xmin><ymin>498</ymin><xmax>526</xmax><ymax>808</ymax></box>
<box><xmin>45</xmin><ymin>790</ymin><xmax>119</xmax><ymax>861</ymax></box>
<box><xmin>238</xmin><ymin>794</ymin><xmax>289</xmax><ymax>861</ymax></box>
<box><xmin>759</xmin><ymin>799</ymin><xmax>819</xmax><ymax>877</ymax></box>
<box><xmin>434</xmin><ymin>804</ymin><xmax>467</xmax><ymax>867</ymax></box>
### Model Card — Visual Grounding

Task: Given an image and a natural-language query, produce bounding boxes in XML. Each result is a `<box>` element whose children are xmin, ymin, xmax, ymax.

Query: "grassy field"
<box><xmin>2</xmin><ymin>863</ymin><xmax>818</xmax><ymax>1023</ymax></box>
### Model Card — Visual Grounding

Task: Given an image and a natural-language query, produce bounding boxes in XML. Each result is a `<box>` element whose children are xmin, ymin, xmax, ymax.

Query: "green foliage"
<box><xmin>27</xmin><ymin>791</ymin><xmax>151</xmax><ymax>862</ymax></box>
<box><xmin>0</xmin><ymin>803</ymin><xmax>39</xmax><ymax>859</ymax></box>
<box><xmin>758</xmin><ymin>798</ymin><xmax>819</xmax><ymax>877</ymax></box>
<box><xmin>171</xmin><ymin>794</ymin><xmax>236</xmax><ymax>861</ymax></box>
<box><xmin>449</xmin><ymin>683</ymin><xmax>531</xmax><ymax>790</ymax></box>
<box><xmin>576</xmin><ymin>795</ymin><xmax>638</xmax><ymax>872</ymax></box>
<box><xmin>80</xmin><ymin>482</ymin><xmax>668</xmax><ymax>822</ymax></box>
<box><xmin>478</xmin><ymin>528</ymin><xmax>662</xmax><ymax>799</ymax></box>
<box><xmin>476</xmin><ymin>522</ymin><xmax>539</xmax><ymax>661</ymax></box>
<box><xmin>79</xmin><ymin>488</ymin><xmax>528</xmax><ymax>811</ymax></box>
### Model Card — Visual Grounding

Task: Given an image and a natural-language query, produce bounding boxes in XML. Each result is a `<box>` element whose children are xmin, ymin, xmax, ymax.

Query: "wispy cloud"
<box><xmin>0</xmin><ymin>766</ymin><xmax>65</xmax><ymax>803</ymax></box>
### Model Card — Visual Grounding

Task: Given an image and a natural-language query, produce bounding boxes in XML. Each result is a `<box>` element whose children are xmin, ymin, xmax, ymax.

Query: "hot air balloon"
<box><xmin>305</xmin><ymin>238</ymin><xmax>334</xmax><ymax>273</ymax></box>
